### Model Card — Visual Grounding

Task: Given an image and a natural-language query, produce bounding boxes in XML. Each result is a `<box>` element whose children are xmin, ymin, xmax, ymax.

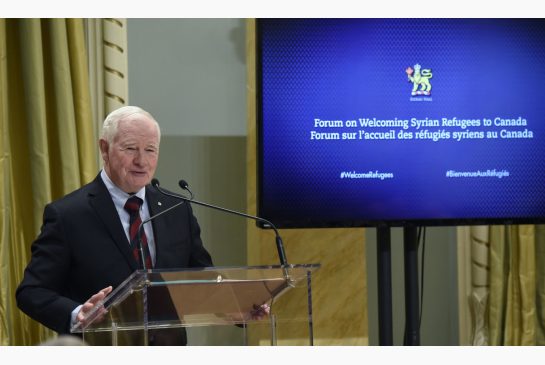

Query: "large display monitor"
<box><xmin>257</xmin><ymin>18</ymin><xmax>545</xmax><ymax>228</ymax></box>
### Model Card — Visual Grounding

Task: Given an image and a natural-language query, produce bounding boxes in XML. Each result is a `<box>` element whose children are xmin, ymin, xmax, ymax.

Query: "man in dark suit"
<box><xmin>16</xmin><ymin>105</ymin><xmax>213</xmax><ymax>345</ymax></box>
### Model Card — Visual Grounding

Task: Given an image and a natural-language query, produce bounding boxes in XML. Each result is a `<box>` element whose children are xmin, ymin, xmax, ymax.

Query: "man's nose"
<box><xmin>133</xmin><ymin>150</ymin><xmax>144</xmax><ymax>165</ymax></box>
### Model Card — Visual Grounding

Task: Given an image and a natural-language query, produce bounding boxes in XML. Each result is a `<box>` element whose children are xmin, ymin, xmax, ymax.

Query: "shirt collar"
<box><xmin>100</xmin><ymin>169</ymin><xmax>146</xmax><ymax>202</ymax></box>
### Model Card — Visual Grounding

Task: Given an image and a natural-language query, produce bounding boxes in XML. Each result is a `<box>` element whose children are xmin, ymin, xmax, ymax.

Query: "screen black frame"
<box><xmin>255</xmin><ymin>18</ymin><xmax>545</xmax><ymax>229</ymax></box>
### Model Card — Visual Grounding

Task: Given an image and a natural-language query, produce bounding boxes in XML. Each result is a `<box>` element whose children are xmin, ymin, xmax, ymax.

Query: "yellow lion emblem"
<box><xmin>406</xmin><ymin>64</ymin><xmax>432</xmax><ymax>96</ymax></box>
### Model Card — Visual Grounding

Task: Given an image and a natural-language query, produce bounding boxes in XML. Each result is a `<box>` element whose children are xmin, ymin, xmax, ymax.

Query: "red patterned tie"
<box><xmin>124</xmin><ymin>196</ymin><xmax>152</xmax><ymax>269</ymax></box>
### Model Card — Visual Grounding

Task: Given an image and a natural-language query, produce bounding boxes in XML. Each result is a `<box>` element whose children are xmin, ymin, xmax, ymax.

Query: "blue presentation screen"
<box><xmin>257</xmin><ymin>19</ymin><xmax>545</xmax><ymax>227</ymax></box>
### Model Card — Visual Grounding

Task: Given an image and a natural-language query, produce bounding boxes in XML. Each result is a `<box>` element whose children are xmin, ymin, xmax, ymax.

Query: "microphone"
<box><xmin>136</xmin><ymin>190</ymin><xmax>186</xmax><ymax>270</ymax></box>
<box><xmin>151</xmin><ymin>178</ymin><xmax>289</xmax><ymax>268</ymax></box>
<box><xmin>178</xmin><ymin>179</ymin><xmax>193</xmax><ymax>199</ymax></box>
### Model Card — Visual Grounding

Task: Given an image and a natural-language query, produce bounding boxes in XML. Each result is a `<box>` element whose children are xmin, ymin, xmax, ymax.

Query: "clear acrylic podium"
<box><xmin>70</xmin><ymin>264</ymin><xmax>320</xmax><ymax>345</ymax></box>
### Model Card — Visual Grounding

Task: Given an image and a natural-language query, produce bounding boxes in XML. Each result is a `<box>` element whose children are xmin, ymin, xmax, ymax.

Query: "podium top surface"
<box><xmin>137</xmin><ymin>263</ymin><xmax>319</xmax><ymax>282</ymax></box>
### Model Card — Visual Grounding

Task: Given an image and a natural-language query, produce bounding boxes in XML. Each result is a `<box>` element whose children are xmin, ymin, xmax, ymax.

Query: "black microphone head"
<box><xmin>178</xmin><ymin>179</ymin><xmax>189</xmax><ymax>190</ymax></box>
<box><xmin>151</xmin><ymin>178</ymin><xmax>160</xmax><ymax>188</ymax></box>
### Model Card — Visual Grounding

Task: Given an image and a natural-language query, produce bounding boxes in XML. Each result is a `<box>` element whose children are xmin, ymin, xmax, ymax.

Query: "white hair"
<box><xmin>101</xmin><ymin>105</ymin><xmax>161</xmax><ymax>144</ymax></box>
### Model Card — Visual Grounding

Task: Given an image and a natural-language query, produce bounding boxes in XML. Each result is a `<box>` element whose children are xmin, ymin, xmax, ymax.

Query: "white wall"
<box><xmin>128</xmin><ymin>19</ymin><xmax>247</xmax><ymax>136</ymax></box>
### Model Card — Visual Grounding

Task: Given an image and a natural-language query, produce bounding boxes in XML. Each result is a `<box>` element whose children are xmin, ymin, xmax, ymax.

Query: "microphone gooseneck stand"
<box><xmin>151</xmin><ymin>179</ymin><xmax>290</xmax><ymax>278</ymax></box>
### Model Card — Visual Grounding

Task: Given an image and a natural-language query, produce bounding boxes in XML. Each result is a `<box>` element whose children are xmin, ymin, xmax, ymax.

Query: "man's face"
<box><xmin>100</xmin><ymin>114</ymin><xmax>159</xmax><ymax>193</ymax></box>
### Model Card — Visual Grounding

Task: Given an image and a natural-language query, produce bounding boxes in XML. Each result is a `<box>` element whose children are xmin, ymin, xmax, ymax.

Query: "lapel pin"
<box><xmin>158</xmin><ymin>202</ymin><xmax>162</xmax><ymax>206</ymax></box>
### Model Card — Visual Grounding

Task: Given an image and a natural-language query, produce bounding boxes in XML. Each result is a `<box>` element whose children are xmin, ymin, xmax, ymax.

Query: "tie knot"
<box><xmin>124</xmin><ymin>196</ymin><xmax>143</xmax><ymax>214</ymax></box>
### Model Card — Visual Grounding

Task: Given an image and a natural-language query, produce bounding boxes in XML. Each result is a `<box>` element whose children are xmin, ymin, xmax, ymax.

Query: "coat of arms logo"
<box><xmin>406</xmin><ymin>64</ymin><xmax>433</xmax><ymax>96</ymax></box>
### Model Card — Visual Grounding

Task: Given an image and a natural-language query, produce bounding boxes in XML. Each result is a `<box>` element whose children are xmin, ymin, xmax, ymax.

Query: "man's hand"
<box><xmin>76</xmin><ymin>286</ymin><xmax>112</xmax><ymax>327</ymax></box>
<box><xmin>228</xmin><ymin>303</ymin><xmax>271</xmax><ymax>324</ymax></box>
<box><xmin>249</xmin><ymin>303</ymin><xmax>271</xmax><ymax>321</ymax></box>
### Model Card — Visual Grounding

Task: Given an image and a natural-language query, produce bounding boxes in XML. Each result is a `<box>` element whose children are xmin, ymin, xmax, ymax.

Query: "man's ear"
<box><xmin>99</xmin><ymin>139</ymin><xmax>109</xmax><ymax>162</ymax></box>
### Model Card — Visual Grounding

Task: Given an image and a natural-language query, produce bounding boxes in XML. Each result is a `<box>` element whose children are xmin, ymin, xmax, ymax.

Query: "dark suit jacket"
<box><xmin>16</xmin><ymin>174</ymin><xmax>213</xmax><ymax>341</ymax></box>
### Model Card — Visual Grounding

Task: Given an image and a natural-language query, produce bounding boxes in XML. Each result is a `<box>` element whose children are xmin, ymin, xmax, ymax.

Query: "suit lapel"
<box><xmin>88</xmin><ymin>175</ymin><xmax>138</xmax><ymax>272</ymax></box>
